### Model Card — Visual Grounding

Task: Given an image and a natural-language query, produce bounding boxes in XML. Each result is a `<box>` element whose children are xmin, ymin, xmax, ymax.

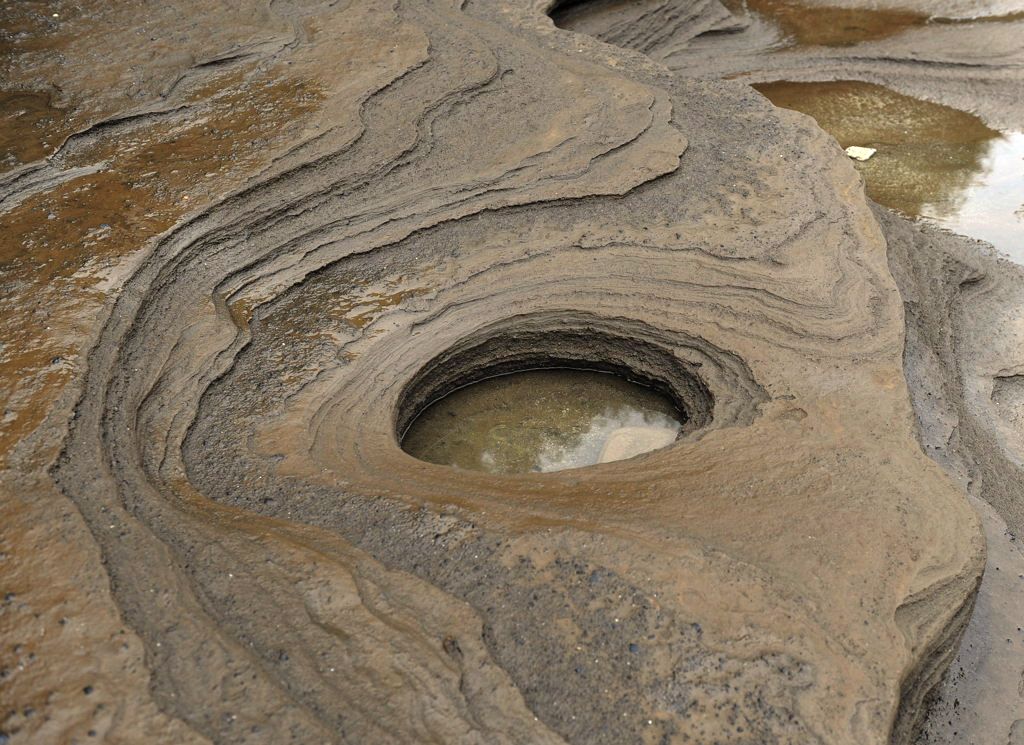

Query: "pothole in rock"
<box><xmin>401</xmin><ymin>368</ymin><xmax>685</xmax><ymax>474</ymax></box>
<box><xmin>549</xmin><ymin>0</ymin><xmax>643</xmax><ymax>32</ymax></box>
<box><xmin>754</xmin><ymin>80</ymin><xmax>1024</xmax><ymax>260</ymax></box>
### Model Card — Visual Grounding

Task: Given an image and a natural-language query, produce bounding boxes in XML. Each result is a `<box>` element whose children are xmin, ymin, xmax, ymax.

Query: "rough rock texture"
<box><xmin>557</xmin><ymin>4</ymin><xmax>1024</xmax><ymax>741</ymax></box>
<box><xmin>0</xmin><ymin>1</ymin><xmax>999</xmax><ymax>744</ymax></box>
<box><xmin>883</xmin><ymin>210</ymin><xmax>1024</xmax><ymax>744</ymax></box>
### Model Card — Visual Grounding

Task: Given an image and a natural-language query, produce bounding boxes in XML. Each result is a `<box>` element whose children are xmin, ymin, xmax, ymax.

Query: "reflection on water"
<box><xmin>921</xmin><ymin>132</ymin><xmax>1024</xmax><ymax>257</ymax></box>
<box><xmin>721</xmin><ymin>0</ymin><xmax>928</xmax><ymax>47</ymax></box>
<box><xmin>401</xmin><ymin>369</ymin><xmax>683</xmax><ymax>474</ymax></box>
<box><xmin>754</xmin><ymin>80</ymin><xmax>1024</xmax><ymax>260</ymax></box>
<box><xmin>721</xmin><ymin>0</ymin><xmax>1024</xmax><ymax>48</ymax></box>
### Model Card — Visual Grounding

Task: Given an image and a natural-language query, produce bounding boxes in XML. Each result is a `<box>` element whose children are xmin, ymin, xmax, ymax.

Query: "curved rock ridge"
<box><xmin>1</xmin><ymin>0</ymin><xmax>987</xmax><ymax>743</ymax></box>
<box><xmin>882</xmin><ymin>209</ymin><xmax>1024</xmax><ymax>744</ymax></box>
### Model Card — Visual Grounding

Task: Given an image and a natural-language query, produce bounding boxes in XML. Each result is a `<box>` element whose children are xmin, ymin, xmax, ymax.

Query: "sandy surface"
<box><xmin>2</xmin><ymin>1</ymin><xmax>1020</xmax><ymax>743</ymax></box>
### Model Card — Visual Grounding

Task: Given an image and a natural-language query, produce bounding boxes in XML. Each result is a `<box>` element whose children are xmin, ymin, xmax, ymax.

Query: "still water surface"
<box><xmin>402</xmin><ymin>369</ymin><xmax>683</xmax><ymax>474</ymax></box>
<box><xmin>754</xmin><ymin>80</ymin><xmax>1024</xmax><ymax>260</ymax></box>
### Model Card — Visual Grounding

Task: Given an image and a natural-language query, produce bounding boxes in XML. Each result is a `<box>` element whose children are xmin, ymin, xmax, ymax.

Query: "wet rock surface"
<box><xmin>2</xmin><ymin>1</ymin><xmax>1020</xmax><ymax>744</ymax></box>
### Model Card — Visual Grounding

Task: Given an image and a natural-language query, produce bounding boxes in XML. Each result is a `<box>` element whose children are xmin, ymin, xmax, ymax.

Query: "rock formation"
<box><xmin>4</xmin><ymin>1</ymin><xmax>1020</xmax><ymax>743</ymax></box>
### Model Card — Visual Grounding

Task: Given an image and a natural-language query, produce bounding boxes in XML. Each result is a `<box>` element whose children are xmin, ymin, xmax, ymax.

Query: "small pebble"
<box><xmin>845</xmin><ymin>145</ymin><xmax>877</xmax><ymax>161</ymax></box>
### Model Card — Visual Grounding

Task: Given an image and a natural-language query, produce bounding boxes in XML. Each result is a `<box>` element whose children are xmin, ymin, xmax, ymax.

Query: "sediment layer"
<box><xmin>0</xmin><ymin>1</ymin><xmax>1000</xmax><ymax>743</ymax></box>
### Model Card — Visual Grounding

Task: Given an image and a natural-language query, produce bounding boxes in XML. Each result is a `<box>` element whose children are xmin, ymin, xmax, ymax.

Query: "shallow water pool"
<box><xmin>401</xmin><ymin>369</ymin><xmax>684</xmax><ymax>474</ymax></box>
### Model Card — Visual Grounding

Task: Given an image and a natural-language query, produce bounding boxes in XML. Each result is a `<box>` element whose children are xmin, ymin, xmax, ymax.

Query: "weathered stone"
<box><xmin>4</xmin><ymin>1</ymin><xmax>1018</xmax><ymax>744</ymax></box>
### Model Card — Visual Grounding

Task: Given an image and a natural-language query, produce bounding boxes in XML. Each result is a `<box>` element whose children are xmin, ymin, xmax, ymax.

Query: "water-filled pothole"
<box><xmin>401</xmin><ymin>368</ymin><xmax>685</xmax><ymax>474</ymax></box>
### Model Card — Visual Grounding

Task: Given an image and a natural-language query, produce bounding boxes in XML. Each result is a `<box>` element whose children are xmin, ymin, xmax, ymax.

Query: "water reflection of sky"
<box><xmin>402</xmin><ymin>369</ymin><xmax>683</xmax><ymax>475</ymax></box>
<box><xmin>531</xmin><ymin>408</ymin><xmax>680</xmax><ymax>473</ymax></box>
<box><xmin>920</xmin><ymin>132</ymin><xmax>1024</xmax><ymax>262</ymax></box>
<box><xmin>753</xmin><ymin>81</ymin><xmax>1024</xmax><ymax>263</ymax></box>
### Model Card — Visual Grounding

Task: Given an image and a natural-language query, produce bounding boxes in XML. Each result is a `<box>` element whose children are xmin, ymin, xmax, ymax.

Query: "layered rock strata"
<box><xmin>0</xmin><ymin>1</ymin><xmax>993</xmax><ymax>743</ymax></box>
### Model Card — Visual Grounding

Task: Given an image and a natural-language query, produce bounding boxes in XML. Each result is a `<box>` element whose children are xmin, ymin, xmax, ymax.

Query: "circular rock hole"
<box><xmin>396</xmin><ymin>322</ymin><xmax>713</xmax><ymax>474</ymax></box>
<box><xmin>402</xmin><ymin>368</ymin><xmax>684</xmax><ymax>474</ymax></box>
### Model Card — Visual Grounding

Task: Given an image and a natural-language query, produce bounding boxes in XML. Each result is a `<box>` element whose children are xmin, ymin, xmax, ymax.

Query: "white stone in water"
<box><xmin>845</xmin><ymin>146</ymin><xmax>877</xmax><ymax>161</ymax></box>
<box><xmin>598</xmin><ymin>426</ymin><xmax>677</xmax><ymax>464</ymax></box>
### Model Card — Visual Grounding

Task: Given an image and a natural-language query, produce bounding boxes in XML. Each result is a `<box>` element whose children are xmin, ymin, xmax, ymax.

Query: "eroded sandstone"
<box><xmin>0</xmin><ymin>1</ymin><xmax>1008</xmax><ymax>743</ymax></box>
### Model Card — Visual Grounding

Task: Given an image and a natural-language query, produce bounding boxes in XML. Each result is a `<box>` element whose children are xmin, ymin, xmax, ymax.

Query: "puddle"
<box><xmin>401</xmin><ymin>369</ymin><xmax>683</xmax><ymax>474</ymax></box>
<box><xmin>549</xmin><ymin>0</ymin><xmax>646</xmax><ymax>34</ymax></box>
<box><xmin>753</xmin><ymin>80</ymin><xmax>1024</xmax><ymax>260</ymax></box>
<box><xmin>720</xmin><ymin>0</ymin><xmax>1024</xmax><ymax>48</ymax></box>
<box><xmin>721</xmin><ymin>0</ymin><xmax>928</xmax><ymax>47</ymax></box>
